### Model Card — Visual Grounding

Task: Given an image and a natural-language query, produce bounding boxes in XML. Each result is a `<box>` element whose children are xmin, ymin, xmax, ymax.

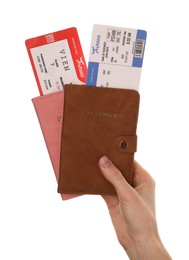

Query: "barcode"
<box><xmin>134</xmin><ymin>39</ymin><xmax>145</xmax><ymax>58</ymax></box>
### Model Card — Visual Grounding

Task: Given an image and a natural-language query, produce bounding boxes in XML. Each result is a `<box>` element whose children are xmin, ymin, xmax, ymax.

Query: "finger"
<box><xmin>101</xmin><ymin>196</ymin><xmax>127</xmax><ymax>242</ymax></box>
<box><xmin>133</xmin><ymin>160</ymin><xmax>155</xmax><ymax>189</ymax></box>
<box><xmin>133</xmin><ymin>161</ymin><xmax>156</xmax><ymax>214</ymax></box>
<box><xmin>99</xmin><ymin>156</ymin><xmax>136</xmax><ymax>202</ymax></box>
<box><xmin>101</xmin><ymin>195</ymin><xmax>119</xmax><ymax>210</ymax></box>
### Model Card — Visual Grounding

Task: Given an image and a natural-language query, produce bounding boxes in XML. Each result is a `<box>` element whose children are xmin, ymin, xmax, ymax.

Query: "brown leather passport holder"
<box><xmin>58</xmin><ymin>84</ymin><xmax>140</xmax><ymax>195</ymax></box>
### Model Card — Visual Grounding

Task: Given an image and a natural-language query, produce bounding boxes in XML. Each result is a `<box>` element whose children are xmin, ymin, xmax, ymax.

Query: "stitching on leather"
<box><xmin>59</xmin><ymin>190</ymin><xmax>117</xmax><ymax>196</ymax></box>
<box><xmin>32</xmin><ymin>90</ymin><xmax>64</xmax><ymax>102</ymax></box>
<box><xmin>65</xmin><ymin>84</ymin><xmax>139</xmax><ymax>96</ymax></box>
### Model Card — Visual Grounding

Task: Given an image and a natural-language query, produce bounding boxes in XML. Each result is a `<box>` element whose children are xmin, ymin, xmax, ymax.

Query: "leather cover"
<box><xmin>32</xmin><ymin>91</ymin><xmax>79</xmax><ymax>200</ymax></box>
<box><xmin>58</xmin><ymin>84</ymin><xmax>140</xmax><ymax>195</ymax></box>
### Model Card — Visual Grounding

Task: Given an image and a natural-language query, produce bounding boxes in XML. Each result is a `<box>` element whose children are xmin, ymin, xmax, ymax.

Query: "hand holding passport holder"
<box><xmin>58</xmin><ymin>84</ymin><xmax>140</xmax><ymax>196</ymax></box>
<box><xmin>32</xmin><ymin>91</ymin><xmax>80</xmax><ymax>200</ymax></box>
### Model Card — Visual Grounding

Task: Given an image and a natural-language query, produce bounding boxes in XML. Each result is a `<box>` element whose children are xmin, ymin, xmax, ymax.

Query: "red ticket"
<box><xmin>25</xmin><ymin>27</ymin><xmax>87</xmax><ymax>95</ymax></box>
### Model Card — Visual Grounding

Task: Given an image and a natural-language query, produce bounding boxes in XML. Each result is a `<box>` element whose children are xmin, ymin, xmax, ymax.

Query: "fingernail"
<box><xmin>99</xmin><ymin>156</ymin><xmax>111</xmax><ymax>168</ymax></box>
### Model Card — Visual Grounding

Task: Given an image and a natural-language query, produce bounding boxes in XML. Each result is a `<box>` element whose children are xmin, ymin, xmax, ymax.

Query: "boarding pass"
<box><xmin>86</xmin><ymin>24</ymin><xmax>147</xmax><ymax>90</ymax></box>
<box><xmin>25</xmin><ymin>27</ymin><xmax>87</xmax><ymax>95</ymax></box>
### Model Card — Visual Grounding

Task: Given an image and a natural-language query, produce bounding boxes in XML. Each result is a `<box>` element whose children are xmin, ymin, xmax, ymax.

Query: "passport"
<box><xmin>58</xmin><ymin>84</ymin><xmax>140</xmax><ymax>195</ymax></box>
<box><xmin>32</xmin><ymin>91</ymin><xmax>80</xmax><ymax>200</ymax></box>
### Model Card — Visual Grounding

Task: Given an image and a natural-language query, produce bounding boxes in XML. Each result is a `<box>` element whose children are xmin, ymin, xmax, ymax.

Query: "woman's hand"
<box><xmin>99</xmin><ymin>156</ymin><xmax>171</xmax><ymax>260</ymax></box>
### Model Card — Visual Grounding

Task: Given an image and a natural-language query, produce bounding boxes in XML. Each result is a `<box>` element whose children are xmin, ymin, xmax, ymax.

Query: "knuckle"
<box><xmin>148</xmin><ymin>177</ymin><xmax>156</xmax><ymax>189</ymax></box>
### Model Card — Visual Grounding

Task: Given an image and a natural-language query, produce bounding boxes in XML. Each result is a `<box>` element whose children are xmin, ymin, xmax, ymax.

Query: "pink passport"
<box><xmin>32</xmin><ymin>91</ymin><xmax>79</xmax><ymax>200</ymax></box>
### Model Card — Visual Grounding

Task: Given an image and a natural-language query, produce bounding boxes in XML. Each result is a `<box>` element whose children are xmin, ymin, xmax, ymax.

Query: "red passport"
<box><xmin>32</xmin><ymin>90</ymin><xmax>79</xmax><ymax>200</ymax></box>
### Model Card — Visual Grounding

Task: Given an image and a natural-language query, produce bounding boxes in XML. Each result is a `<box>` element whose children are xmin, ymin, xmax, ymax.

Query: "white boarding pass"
<box><xmin>86</xmin><ymin>24</ymin><xmax>147</xmax><ymax>90</ymax></box>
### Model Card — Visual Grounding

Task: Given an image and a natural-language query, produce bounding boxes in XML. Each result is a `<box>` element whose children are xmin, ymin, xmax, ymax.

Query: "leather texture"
<box><xmin>58</xmin><ymin>84</ymin><xmax>140</xmax><ymax>195</ymax></box>
<box><xmin>32</xmin><ymin>91</ymin><xmax>79</xmax><ymax>200</ymax></box>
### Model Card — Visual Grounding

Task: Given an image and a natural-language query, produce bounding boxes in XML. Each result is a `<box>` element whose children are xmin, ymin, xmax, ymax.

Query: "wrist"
<box><xmin>124</xmin><ymin>235</ymin><xmax>172</xmax><ymax>260</ymax></box>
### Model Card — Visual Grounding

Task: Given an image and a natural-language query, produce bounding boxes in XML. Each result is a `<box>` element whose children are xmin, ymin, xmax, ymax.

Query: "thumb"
<box><xmin>98</xmin><ymin>156</ymin><xmax>136</xmax><ymax>202</ymax></box>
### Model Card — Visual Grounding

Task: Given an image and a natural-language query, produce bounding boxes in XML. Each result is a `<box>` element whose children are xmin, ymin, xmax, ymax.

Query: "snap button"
<box><xmin>114</xmin><ymin>135</ymin><xmax>137</xmax><ymax>153</ymax></box>
<box><xmin>120</xmin><ymin>141</ymin><xmax>127</xmax><ymax>149</ymax></box>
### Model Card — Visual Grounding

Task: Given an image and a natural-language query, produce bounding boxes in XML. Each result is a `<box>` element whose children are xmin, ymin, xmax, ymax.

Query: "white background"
<box><xmin>0</xmin><ymin>1</ymin><xmax>189</xmax><ymax>259</ymax></box>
